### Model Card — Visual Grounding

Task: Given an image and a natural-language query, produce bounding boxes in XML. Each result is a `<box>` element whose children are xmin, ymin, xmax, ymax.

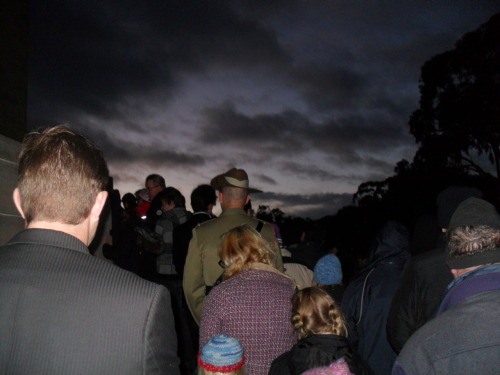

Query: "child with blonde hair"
<box><xmin>269</xmin><ymin>287</ymin><xmax>372</xmax><ymax>375</ymax></box>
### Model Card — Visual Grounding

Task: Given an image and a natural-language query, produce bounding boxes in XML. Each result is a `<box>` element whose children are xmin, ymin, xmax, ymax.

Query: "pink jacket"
<box><xmin>200</xmin><ymin>269</ymin><xmax>296</xmax><ymax>375</ymax></box>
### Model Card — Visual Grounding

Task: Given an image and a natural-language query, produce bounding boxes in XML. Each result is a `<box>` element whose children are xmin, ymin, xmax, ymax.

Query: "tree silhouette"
<box><xmin>409</xmin><ymin>13</ymin><xmax>500</xmax><ymax>179</ymax></box>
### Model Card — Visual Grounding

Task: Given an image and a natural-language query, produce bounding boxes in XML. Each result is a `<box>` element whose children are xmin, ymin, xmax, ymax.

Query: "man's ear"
<box><xmin>218</xmin><ymin>191</ymin><xmax>224</xmax><ymax>205</ymax></box>
<box><xmin>13</xmin><ymin>188</ymin><xmax>26</xmax><ymax>220</ymax></box>
<box><xmin>245</xmin><ymin>194</ymin><xmax>251</xmax><ymax>205</ymax></box>
<box><xmin>89</xmin><ymin>191</ymin><xmax>108</xmax><ymax>222</ymax></box>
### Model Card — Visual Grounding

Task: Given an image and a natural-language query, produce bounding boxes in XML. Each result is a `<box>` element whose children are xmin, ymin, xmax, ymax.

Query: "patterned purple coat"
<box><xmin>200</xmin><ymin>269</ymin><xmax>296</xmax><ymax>375</ymax></box>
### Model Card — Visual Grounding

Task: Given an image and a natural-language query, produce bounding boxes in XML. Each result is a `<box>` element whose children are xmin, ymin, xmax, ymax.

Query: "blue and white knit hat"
<box><xmin>198</xmin><ymin>334</ymin><xmax>245</xmax><ymax>373</ymax></box>
<box><xmin>314</xmin><ymin>254</ymin><xmax>343</xmax><ymax>285</ymax></box>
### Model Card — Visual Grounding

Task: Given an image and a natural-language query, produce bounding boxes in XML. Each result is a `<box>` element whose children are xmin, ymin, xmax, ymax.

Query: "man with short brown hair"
<box><xmin>0</xmin><ymin>126</ymin><xmax>179</xmax><ymax>374</ymax></box>
<box><xmin>15</xmin><ymin>126</ymin><xmax>108</xmax><ymax>226</ymax></box>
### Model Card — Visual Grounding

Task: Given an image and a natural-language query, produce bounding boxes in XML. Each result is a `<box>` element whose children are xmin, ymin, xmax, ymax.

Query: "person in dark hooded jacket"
<box><xmin>269</xmin><ymin>287</ymin><xmax>372</xmax><ymax>375</ymax></box>
<box><xmin>341</xmin><ymin>221</ymin><xmax>410</xmax><ymax>375</ymax></box>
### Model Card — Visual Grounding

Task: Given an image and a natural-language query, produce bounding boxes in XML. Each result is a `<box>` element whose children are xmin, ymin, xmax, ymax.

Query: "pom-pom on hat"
<box><xmin>198</xmin><ymin>334</ymin><xmax>245</xmax><ymax>373</ymax></box>
<box><xmin>314</xmin><ymin>254</ymin><xmax>343</xmax><ymax>285</ymax></box>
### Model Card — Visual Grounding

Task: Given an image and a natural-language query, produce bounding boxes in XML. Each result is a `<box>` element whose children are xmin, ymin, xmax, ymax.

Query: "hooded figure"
<box><xmin>342</xmin><ymin>221</ymin><xmax>410</xmax><ymax>375</ymax></box>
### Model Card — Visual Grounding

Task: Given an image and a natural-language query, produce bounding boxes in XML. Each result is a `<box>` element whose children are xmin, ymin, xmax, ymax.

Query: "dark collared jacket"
<box><xmin>0</xmin><ymin>229</ymin><xmax>179</xmax><ymax>375</ymax></box>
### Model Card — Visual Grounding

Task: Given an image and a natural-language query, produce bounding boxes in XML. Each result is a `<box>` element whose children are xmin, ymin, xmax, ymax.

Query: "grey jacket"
<box><xmin>0</xmin><ymin>229</ymin><xmax>180</xmax><ymax>375</ymax></box>
<box><xmin>393</xmin><ymin>267</ymin><xmax>500</xmax><ymax>375</ymax></box>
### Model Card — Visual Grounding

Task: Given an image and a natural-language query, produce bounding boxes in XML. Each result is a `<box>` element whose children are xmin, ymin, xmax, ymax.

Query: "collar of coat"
<box><xmin>246</xmin><ymin>262</ymin><xmax>296</xmax><ymax>288</ymax></box>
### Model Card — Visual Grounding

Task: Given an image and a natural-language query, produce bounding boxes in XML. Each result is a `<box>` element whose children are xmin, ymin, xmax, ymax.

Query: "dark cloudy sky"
<box><xmin>27</xmin><ymin>1</ymin><xmax>500</xmax><ymax>218</ymax></box>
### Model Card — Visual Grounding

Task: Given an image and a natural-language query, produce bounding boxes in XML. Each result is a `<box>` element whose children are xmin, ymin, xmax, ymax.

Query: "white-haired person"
<box><xmin>199</xmin><ymin>224</ymin><xmax>295</xmax><ymax>375</ymax></box>
<box><xmin>393</xmin><ymin>197</ymin><xmax>500</xmax><ymax>375</ymax></box>
<box><xmin>269</xmin><ymin>287</ymin><xmax>373</xmax><ymax>375</ymax></box>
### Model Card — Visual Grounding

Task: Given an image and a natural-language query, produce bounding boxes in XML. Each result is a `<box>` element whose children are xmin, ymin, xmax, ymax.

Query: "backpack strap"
<box><xmin>256</xmin><ymin>221</ymin><xmax>264</xmax><ymax>233</ymax></box>
<box><xmin>205</xmin><ymin>273</ymin><xmax>224</xmax><ymax>296</ymax></box>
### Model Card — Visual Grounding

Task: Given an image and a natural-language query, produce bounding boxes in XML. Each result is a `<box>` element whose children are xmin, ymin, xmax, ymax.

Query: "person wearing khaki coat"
<box><xmin>183</xmin><ymin>168</ymin><xmax>283</xmax><ymax>324</ymax></box>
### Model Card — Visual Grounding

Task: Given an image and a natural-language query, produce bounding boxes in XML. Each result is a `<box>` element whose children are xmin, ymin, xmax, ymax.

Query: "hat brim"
<box><xmin>210</xmin><ymin>173</ymin><xmax>262</xmax><ymax>193</ymax></box>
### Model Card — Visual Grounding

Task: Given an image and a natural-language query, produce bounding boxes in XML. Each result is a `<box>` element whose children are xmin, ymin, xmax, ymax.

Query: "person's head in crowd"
<box><xmin>135</xmin><ymin>188</ymin><xmax>149</xmax><ymax>204</ymax></box>
<box><xmin>292</xmin><ymin>286</ymin><xmax>347</xmax><ymax>340</ymax></box>
<box><xmin>314</xmin><ymin>254</ymin><xmax>343</xmax><ymax>286</ymax></box>
<box><xmin>436</xmin><ymin>186</ymin><xmax>483</xmax><ymax>231</ymax></box>
<box><xmin>14</xmin><ymin>125</ymin><xmax>109</xmax><ymax>244</ymax></box>
<box><xmin>445</xmin><ymin>197</ymin><xmax>500</xmax><ymax>278</ymax></box>
<box><xmin>121</xmin><ymin>192</ymin><xmax>138</xmax><ymax>220</ymax></box>
<box><xmin>219</xmin><ymin>224</ymin><xmax>273</xmax><ymax>280</ymax></box>
<box><xmin>157</xmin><ymin>187</ymin><xmax>185</xmax><ymax>212</ymax></box>
<box><xmin>210</xmin><ymin>168</ymin><xmax>261</xmax><ymax>211</ymax></box>
<box><xmin>191</xmin><ymin>184</ymin><xmax>217</xmax><ymax>214</ymax></box>
<box><xmin>198</xmin><ymin>334</ymin><xmax>245</xmax><ymax>375</ymax></box>
<box><xmin>122</xmin><ymin>192</ymin><xmax>137</xmax><ymax>209</ymax></box>
<box><xmin>135</xmin><ymin>189</ymin><xmax>151</xmax><ymax>219</ymax></box>
<box><xmin>145</xmin><ymin>174</ymin><xmax>165</xmax><ymax>199</ymax></box>
<box><xmin>281</xmin><ymin>218</ymin><xmax>316</xmax><ymax>247</ymax></box>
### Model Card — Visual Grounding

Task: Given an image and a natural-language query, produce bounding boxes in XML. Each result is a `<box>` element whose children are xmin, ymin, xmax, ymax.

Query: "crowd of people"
<box><xmin>1</xmin><ymin>125</ymin><xmax>499</xmax><ymax>375</ymax></box>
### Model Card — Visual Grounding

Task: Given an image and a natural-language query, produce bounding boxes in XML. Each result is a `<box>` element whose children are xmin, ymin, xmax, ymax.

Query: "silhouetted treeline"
<box><xmin>257</xmin><ymin>13</ymin><xmax>500</xmax><ymax>269</ymax></box>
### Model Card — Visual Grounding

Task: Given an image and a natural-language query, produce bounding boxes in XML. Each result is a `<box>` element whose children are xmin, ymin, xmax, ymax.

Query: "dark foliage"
<box><xmin>409</xmin><ymin>13</ymin><xmax>500</xmax><ymax>178</ymax></box>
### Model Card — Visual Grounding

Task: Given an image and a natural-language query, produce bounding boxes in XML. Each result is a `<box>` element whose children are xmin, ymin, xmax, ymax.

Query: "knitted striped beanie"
<box><xmin>198</xmin><ymin>334</ymin><xmax>245</xmax><ymax>373</ymax></box>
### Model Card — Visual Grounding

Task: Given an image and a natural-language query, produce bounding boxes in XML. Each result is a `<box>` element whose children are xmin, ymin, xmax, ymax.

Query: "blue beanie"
<box><xmin>199</xmin><ymin>334</ymin><xmax>245</xmax><ymax>372</ymax></box>
<box><xmin>314</xmin><ymin>254</ymin><xmax>343</xmax><ymax>285</ymax></box>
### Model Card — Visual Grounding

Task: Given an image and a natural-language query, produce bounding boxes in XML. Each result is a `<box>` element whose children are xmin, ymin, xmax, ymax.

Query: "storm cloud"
<box><xmin>27</xmin><ymin>0</ymin><xmax>500</xmax><ymax>218</ymax></box>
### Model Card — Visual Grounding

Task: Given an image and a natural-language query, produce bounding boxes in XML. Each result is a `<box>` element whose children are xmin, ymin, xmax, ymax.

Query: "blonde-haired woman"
<box><xmin>268</xmin><ymin>287</ymin><xmax>373</xmax><ymax>375</ymax></box>
<box><xmin>199</xmin><ymin>224</ymin><xmax>296</xmax><ymax>375</ymax></box>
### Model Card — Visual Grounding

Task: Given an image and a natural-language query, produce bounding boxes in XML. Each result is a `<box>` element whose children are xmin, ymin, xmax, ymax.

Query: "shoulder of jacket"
<box><xmin>99</xmin><ymin>263</ymin><xmax>164</xmax><ymax>299</ymax></box>
<box><xmin>252</xmin><ymin>218</ymin><xmax>275</xmax><ymax>232</ymax></box>
<box><xmin>208</xmin><ymin>277</ymin><xmax>239</xmax><ymax>299</ymax></box>
<box><xmin>251</xmin><ymin>216</ymin><xmax>269</xmax><ymax>224</ymax></box>
<box><xmin>154</xmin><ymin>283</ymin><xmax>171</xmax><ymax>299</ymax></box>
<box><xmin>258</xmin><ymin>219</ymin><xmax>272</xmax><ymax>226</ymax></box>
<box><xmin>193</xmin><ymin>217</ymin><xmax>217</xmax><ymax>230</ymax></box>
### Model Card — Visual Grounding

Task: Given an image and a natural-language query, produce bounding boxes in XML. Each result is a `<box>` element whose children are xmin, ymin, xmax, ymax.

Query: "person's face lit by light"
<box><xmin>145</xmin><ymin>180</ymin><xmax>163</xmax><ymax>199</ymax></box>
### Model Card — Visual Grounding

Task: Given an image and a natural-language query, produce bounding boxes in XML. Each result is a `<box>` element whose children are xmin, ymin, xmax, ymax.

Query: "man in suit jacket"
<box><xmin>183</xmin><ymin>168</ymin><xmax>283</xmax><ymax>325</ymax></box>
<box><xmin>0</xmin><ymin>126</ymin><xmax>179</xmax><ymax>375</ymax></box>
